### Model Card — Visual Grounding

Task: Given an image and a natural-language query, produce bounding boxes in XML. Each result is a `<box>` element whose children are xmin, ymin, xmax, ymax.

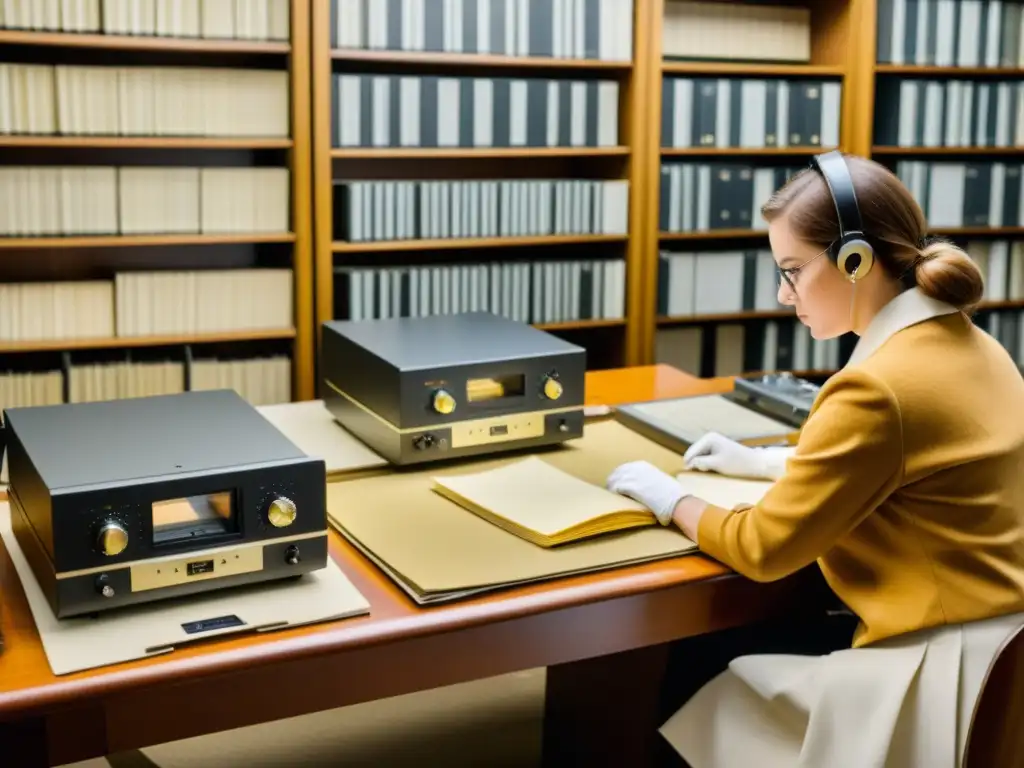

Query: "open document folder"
<box><xmin>432</xmin><ymin>456</ymin><xmax>657</xmax><ymax>547</ymax></box>
<box><xmin>328</xmin><ymin>420</ymin><xmax>775</xmax><ymax>605</ymax></box>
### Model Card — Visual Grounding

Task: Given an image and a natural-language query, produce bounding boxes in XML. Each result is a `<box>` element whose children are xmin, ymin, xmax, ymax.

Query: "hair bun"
<box><xmin>913</xmin><ymin>240</ymin><xmax>984</xmax><ymax>312</ymax></box>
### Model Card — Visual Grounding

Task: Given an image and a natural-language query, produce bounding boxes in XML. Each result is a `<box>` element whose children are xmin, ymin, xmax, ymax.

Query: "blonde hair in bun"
<box><xmin>913</xmin><ymin>239</ymin><xmax>984</xmax><ymax>312</ymax></box>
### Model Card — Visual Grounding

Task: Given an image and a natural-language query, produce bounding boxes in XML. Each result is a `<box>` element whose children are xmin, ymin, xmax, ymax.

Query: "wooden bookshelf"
<box><xmin>637</xmin><ymin>0</ymin><xmax>872</xmax><ymax>377</ymax></box>
<box><xmin>867</xmin><ymin>0</ymin><xmax>1024</xmax><ymax>373</ymax></box>
<box><xmin>643</xmin><ymin>0</ymin><xmax>1024</xmax><ymax>378</ymax></box>
<box><xmin>311</xmin><ymin>0</ymin><xmax>646</xmax><ymax>372</ymax></box>
<box><xmin>0</xmin><ymin>0</ymin><xmax>314</xmax><ymax>407</ymax></box>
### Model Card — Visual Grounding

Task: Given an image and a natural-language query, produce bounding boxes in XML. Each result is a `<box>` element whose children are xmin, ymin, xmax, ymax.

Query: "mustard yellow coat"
<box><xmin>663</xmin><ymin>288</ymin><xmax>1024</xmax><ymax>768</ymax></box>
<box><xmin>698</xmin><ymin>292</ymin><xmax>1024</xmax><ymax>648</ymax></box>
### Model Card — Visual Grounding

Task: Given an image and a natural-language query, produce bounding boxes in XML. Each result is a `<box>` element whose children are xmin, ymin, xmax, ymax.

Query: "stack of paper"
<box><xmin>432</xmin><ymin>456</ymin><xmax>656</xmax><ymax>547</ymax></box>
<box><xmin>256</xmin><ymin>399</ymin><xmax>389</xmax><ymax>478</ymax></box>
<box><xmin>328</xmin><ymin>420</ymin><xmax>771</xmax><ymax>604</ymax></box>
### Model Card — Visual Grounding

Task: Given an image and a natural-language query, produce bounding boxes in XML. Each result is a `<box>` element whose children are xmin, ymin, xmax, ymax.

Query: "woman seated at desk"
<box><xmin>607</xmin><ymin>151</ymin><xmax>1024</xmax><ymax>768</ymax></box>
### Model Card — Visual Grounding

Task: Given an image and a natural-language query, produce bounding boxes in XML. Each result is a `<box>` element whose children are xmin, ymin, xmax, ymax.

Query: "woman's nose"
<box><xmin>777</xmin><ymin>282</ymin><xmax>796</xmax><ymax>306</ymax></box>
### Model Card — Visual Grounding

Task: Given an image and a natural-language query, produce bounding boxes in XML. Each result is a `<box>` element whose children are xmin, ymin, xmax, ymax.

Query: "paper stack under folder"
<box><xmin>326</xmin><ymin>420</ymin><xmax>773</xmax><ymax>605</ymax></box>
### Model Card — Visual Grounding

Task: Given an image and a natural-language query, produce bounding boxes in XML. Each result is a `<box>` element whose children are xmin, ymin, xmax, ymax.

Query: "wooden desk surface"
<box><xmin>0</xmin><ymin>365</ymin><xmax>814</xmax><ymax>766</ymax></box>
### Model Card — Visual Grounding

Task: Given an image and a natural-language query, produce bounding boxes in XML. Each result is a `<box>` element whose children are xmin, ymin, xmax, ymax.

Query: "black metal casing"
<box><xmin>5</xmin><ymin>390</ymin><xmax>328</xmax><ymax>619</ymax></box>
<box><xmin>320</xmin><ymin>312</ymin><xmax>587</xmax><ymax>465</ymax></box>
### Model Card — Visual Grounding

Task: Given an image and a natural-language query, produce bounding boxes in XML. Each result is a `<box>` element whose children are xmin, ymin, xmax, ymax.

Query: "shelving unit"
<box><xmin>0</xmin><ymin>0</ymin><xmax>315</xmax><ymax>405</ymax></box>
<box><xmin>637</xmin><ymin>0</ymin><xmax>868</xmax><ymax>379</ymax></box>
<box><xmin>867</xmin><ymin>0</ymin><xmax>1024</xmax><ymax>365</ymax></box>
<box><xmin>311</xmin><ymin>0</ymin><xmax>649</xmax><ymax>372</ymax></box>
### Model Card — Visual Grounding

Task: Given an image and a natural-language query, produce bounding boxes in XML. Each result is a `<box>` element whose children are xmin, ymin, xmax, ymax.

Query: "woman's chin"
<box><xmin>797</xmin><ymin>315</ymin><xmax>837</xmax><ymax>340</ymax></box>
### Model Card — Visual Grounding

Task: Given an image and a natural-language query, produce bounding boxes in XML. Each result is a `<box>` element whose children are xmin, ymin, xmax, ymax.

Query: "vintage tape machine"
<box><xmin>321</xmin><ymin>312</ymin><xmax>587</xmax><ymax>466</ymax></box>
<box><xmin>5</xmin><ymin>390</ymin><xmax>328</xmax><ymax>619</ymax></box>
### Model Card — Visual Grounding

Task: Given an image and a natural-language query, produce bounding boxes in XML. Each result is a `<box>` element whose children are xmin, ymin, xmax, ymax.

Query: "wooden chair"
<box><xmin>964</xmin><ymin>625</ymin><xmax>1024</xmax><ymax>767</ymax></box>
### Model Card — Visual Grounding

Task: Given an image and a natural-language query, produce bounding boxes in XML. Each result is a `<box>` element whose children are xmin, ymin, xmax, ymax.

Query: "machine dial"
<box><xmin>96</xmin><ymin>521</ymin><xmax>129</xmax><ymax>557</ymax></box>
<box><xmin>432</xmin><ymin>388</ymin><xmax>457</xmax><ymax>415</ymax></box>
<box><xmin>267</xmin><ymin>496</ymin><xmax>297</xmax><ymax>528</ymax></box>
<box><xmin>542</xmin><ymin>375</ymin><xmax>563</xmax><ymax>400</ymax></box>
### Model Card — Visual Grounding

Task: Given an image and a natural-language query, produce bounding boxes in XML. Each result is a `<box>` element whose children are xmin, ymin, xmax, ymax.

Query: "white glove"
<box><xmin>682</xmin><ymin>432</ymin><xmax>793</xmax><ymax>481</ymax></box>
<box><xmin>606</xmin><ymin>460</ymin><xmax>689</xmax><ymax>526</ymax></box>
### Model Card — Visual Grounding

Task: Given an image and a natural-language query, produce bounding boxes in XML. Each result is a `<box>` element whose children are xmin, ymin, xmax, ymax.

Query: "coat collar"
<box><xmin>844</xmin><ymin>287</ymin><xmax>959</xmax><ymax>368</ymax></box>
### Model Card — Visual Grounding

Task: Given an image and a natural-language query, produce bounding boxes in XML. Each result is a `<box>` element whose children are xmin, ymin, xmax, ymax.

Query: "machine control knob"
<box><xmin>432</xmin><ymin>388</ymin><xmax>457</xmax><ymax>414</ymax></box>
<box><xmin>413</xmin><ymin>433</ymin><xmax>436</xmax><ymax>450</ymax></box>
<box><xmin>267</xmin><ymin>496</ymin><xmax>297</xmax><ymax>528</ymax></box>
<box><xmin>95</xmin><ymin>574</ymin><xmax>115</xmax><ymax>598</ymax></box>
<box><xmin>285</xmin><ymin>545</ymin><xmax>301</xmax><ymax>565</ymax></box>
<box><xmin>542</xmin><ymin>376</ymin><xmax>564</xmax><ymax>400</ymax></box>
<box><xmin>96</xmin><ymin>521</ymin><xmax>128</xmax><ymax>557</ymax></box>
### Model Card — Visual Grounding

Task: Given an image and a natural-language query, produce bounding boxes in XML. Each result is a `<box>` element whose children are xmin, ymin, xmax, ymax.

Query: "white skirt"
<box><xmin>659</xmin><ymin>611</ymin><xmax>1024</xmax><ymax>768</ymax></box>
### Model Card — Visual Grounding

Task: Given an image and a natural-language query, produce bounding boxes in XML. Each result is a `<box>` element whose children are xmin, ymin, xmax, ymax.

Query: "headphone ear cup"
<box><xmin>837</xmin><ymin>238</ymin><xmax>874</xmax><ymax>282</ymax></box>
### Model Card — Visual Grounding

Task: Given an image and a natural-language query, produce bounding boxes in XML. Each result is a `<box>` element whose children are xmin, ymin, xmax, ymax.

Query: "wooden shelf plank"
<box><xmin>0</xmin><ymin>136</ymin><xmax>293</xmax><ymax>149</ymax></box>
<box><xmin>662</xmin><ymin>61</ymin><xmax>844</xmax><ymax>77</ymax></box>
<box><xmin>873</xmin><ymin>145</ymin><xmax>1024</xmax><ymax>155</ymax></box>
<box><xmin>330</xmin><ymin>49</ymin><xmax>631</xmax><ymax>69</ymax></box>
<box><xmin>535</xmin><ymin>319</ymin><xmax>627</xmax><ymax>331</ymax></box>
<box><xmin>659</xmin><ymin>229</ymin><xmax>768</xmax><ymax>240</ymax></box>
<box><xmin>656</xmin><ymin>299</ymin><xmax>1024</xmax><ymax>327</ymax></box>
<box><xmin>662</xmin><ymin>146</ymin><xmax>837</xmax><ymax>156</ymax></box>
<box><xmin>658</xmin><ymin>310</ymin><xmax>793</xmax><ymax>325</ymax></box>
<box><xmin>0</xmin><ymin>29</ymin><xmax>290</xmax><ymax>53</ymax></box>
<box><xmin>331</xmin><ymin>146</ymin><xmax>630</xmax><ymax>158</ymax></box>
<box><xmin>0</xmin><ymin>328</ymin><xmax>296</xmax><ymax>354</ymax></box>
<box><xmin>875</xmin><ymin>64</ymin><xmax>1024</xmax><ymax>76</ymax></box>
<box><xmin>0</xmin><ymin>233</ymin><xmax>296</xmax><ymax>249</ymax></box>
<box><xmin>332</xmin><ymin>234</ymin><xmax>628</xmax><ymax>253</ymax></box>
<box><xmin>932</xmin><ymin>226</ymin><xmax>1024</xmax><ymax>236</ymax></box>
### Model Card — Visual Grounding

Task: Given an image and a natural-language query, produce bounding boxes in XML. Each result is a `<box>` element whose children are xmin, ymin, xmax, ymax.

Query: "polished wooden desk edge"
<box><xmin>0</xmin><ymin>540</ymin><xmax>736</xmax><ymax>716</ymax></box>
<box><xmin>0</xmin><ymin>365</ymin><xmax>743</xmax><ymax>717</ymax></box>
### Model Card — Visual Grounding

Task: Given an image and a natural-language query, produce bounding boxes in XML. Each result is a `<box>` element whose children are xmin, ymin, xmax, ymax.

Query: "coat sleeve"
<box><xmin>695</xmin><ymin>368</ymin><xmax>905</xmax><ymax>582</ymax></box>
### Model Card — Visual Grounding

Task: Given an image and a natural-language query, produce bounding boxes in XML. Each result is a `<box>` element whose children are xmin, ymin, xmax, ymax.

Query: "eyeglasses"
<box><xmin>777</xmin><ymin>245</ymin><xmax>831</xmax><ymax>291</ymax></box>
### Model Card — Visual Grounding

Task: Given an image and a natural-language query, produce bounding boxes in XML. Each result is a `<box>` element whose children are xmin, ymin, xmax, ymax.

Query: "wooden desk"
<box><xmin>0</xmin><ymin>365</ymin><xmax>817</xmax><ymax>767</ymax></box>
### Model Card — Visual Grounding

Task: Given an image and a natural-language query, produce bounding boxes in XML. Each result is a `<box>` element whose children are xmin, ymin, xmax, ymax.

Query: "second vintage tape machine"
<box><xmin>5</xmin><ymin>390</ymin><xmax>328</xmax><ymax>619</ymax></box>
<box><xmin>321</xmin><ymin>312</ymin><xmax>587</xmax><ymax>465</ymax></box>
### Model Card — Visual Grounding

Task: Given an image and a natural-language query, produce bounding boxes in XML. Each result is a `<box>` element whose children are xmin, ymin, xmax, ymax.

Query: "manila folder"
<box><xmin>432</xmin><ymin>456</ymin><xmax>655</xmax><ymax>547</ymax></box>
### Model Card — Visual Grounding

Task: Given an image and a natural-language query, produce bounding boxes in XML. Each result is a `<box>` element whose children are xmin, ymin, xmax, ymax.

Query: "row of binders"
<box><xmin>330</xmin><ymin>0</ymin><xmax>634</xmax><ymax>61</ymax></box>
<box><xmin>333</xmin><ymin>74</ymin><xmax>619</xmax><ymax>149</ymax></box>
<box><xmin>965</xmin><ymin>240</ymin><xmax>1024</xmax><ymax>302</ymax></box>
<box><xmin>895</xmin><ymin>160</ymin><xmax>1024</xmax><ymax>229</ymax></box>
<box><xmin>876</xmin><ymin>78</ymin><xmax>1024</xmax><ymax>149</ymax></box>
<box><xmin>987</xmin><ymin>310</ymin><xmax>1024</xmax><ymax>367</ymax></box>
<box><xmin>335</xmin><ymin>258</ymin><xmax>626</xmax><ymax>325</ymax></box>
<box><xmin>0</xmin><ymin>166</ymin><xmax>289</xmax><ymax>237</ymax></box>
<box><xmin>660</xmin><ymin>77</ymin><xmax>841</xmax><ymax>151</ymax></box>
<box><xmin>0</xmin><ymin>269</ymin><xmax>293</xmax><ymax>342</ymax></box>
<box><xmin>114</xmin><ymin>269</ymin><xmax>293</xmax><ymax>337</ymax></box>
<box><xmin>333</xmin><ymin>179</ymin><xmax>629</xmax><ymax>242</ymax></box>
<box><xmin>657</xmin><ymin>250</ymin><xmax>780</xmax><ymax>318</ymax></box>
<box><xmin>658</xmin><ymin>163</ymin><xmax>803</xmax><ymax>234</ymax></box>
<box><xmin>0</xmin><ymin>355</ymin><xmax>292</xmax><ymax>410</ymax></box>
<box><xmin>656</xmin><ymin>318</ymin><xmax>843</xmax><ymax>380</ymax></box>
<box><xmin>876</xmin><ymin>0</ymin><xmax>1022</xmax><ymax>67</ymax></box>
<box><xmin>0</xmin><ymin>0</ymin><xmax>290</xmax><ymax>40</ymax></box>
<box><xmin>0</xmin><ymin>64</ymin><xmax>288</xmax><ymax>137</ymax></box>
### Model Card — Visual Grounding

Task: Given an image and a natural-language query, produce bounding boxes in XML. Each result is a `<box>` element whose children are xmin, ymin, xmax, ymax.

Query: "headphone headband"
<box><xmin>808</xmin><ymin>150</ymin><xmax>875</xmax><ymax>282</ymax></box>
<box><xmin>810</xmin><ymin>150</ymin><xmax>864</xmax><ymax>239</ymax></box>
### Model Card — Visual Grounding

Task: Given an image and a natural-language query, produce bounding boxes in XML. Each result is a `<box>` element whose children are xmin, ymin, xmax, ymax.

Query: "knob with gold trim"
<box><xmin>542</xmin><ymin>376</ymin><xmax>564</xmax><ymax>401</ymax></box>
<box><xmin>96</xmin><ymin>521</ymin><xmax>128</xmax><ymax>557</ymax></box>
<box><xmin>432</xmin><ymin>388</ymin><xmax>457</xmax><ymax>415</ymax></box>
<box><xmin>267</xmin><ymin>496</ymin><xmax>297</xmax><ymax>528</ymax></box>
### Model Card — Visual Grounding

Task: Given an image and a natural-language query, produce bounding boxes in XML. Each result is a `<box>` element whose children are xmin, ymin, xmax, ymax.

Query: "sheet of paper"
<box><xmin>627</xmin><ymin>394</ymin><xmax>794</xmax><ymax>442</ymax></box>
<box><xmin>256</xmin><ymin>400</ymin><xmax>388</xmax><ymax>475</ymax></box>
<box><xmin>675</xmin><ymin>471</ymin><xmax>774</xmax><ymax>509</ymax></box>
<box><xmin>0</xmin><ymin>504</ymin><xmax>371</xmax><ymax>676</ymax></box>
<box><xmin>328</xmin><ymin>420</ymin><xmax>698</xmax><ymax>595</ymax></box>
<box><xmin>433</xmin><ymin>456</ymin><xmax>648</xmax><ymax>537</ymax></box>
